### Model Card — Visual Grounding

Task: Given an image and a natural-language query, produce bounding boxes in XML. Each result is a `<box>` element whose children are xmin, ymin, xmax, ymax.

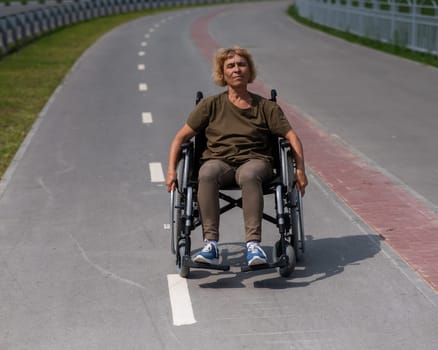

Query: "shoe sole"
<box><xmin>248</xmin><ymin>256</ymin><xmax>267</xmax><ymax>266</ymax></box>
<box><xmin>193</xmin><ymin>255</ymin><xmax>219</xmax><ymax>265</ymax></box>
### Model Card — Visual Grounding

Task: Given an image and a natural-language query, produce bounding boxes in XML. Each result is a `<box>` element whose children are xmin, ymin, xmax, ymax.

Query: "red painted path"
<box><xmin>191</xmin><ymin>9</ymin><xmax>438</xmax><ymax>292</ymax></box>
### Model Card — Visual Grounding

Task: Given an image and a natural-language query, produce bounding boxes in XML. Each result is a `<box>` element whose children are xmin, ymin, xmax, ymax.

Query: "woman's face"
<box><xmin>223</xmin><ymin>54</ymin><xmax>251</xmax><ymax>88</ymax></box>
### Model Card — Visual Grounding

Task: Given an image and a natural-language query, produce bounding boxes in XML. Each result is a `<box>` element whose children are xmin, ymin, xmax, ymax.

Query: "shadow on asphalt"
<box><xmin>190</xmin><ymin>234</ymin><xmax>382</xmax><ymax>289</ymax></box>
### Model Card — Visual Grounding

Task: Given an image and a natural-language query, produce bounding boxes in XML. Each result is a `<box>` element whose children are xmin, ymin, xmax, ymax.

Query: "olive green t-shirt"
<box><xmin>186</xmin><ymin>91</ymin><xmax>292</xmax><ymax>166</ymax></box>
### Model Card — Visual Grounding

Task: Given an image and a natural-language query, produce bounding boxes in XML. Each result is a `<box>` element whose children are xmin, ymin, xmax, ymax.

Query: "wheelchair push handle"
<box><xmin>270</xmin><ymin>89</ymin><xmax>277</xmax><ymax>102</ymax></box>
<box><xmin>196</xmin><ymin>91</ymin><xmax>204</xmax><ymax>105</ymax></box>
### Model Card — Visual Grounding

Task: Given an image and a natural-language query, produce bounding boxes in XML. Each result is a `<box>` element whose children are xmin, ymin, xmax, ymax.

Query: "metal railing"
<box><xmin>0</xmin><ymin>0</ymin><xmax>246</xmax><ymax>54</ymax></box>
<box><xmin>295</xmin><ymin>0</ymin><xmax>438</xmax><ymax>56</ymax></box>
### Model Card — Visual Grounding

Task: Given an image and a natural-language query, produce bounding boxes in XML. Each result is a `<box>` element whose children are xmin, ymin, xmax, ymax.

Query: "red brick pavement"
<box><xmin>191</xmin><ymin>10</ymin><xmax>438</xmax><ymax>292</ymax></box>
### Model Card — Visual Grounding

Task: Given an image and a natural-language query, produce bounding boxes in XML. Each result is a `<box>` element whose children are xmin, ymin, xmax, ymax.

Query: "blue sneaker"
<box><xmin>193</xmin><ymin>240</ymin><xmax>219</xmax><ymax>264</ymax></box>
<box><xmin>247</xmin><ymin>242</ymin><xmax>268</xmax><ymax>266</ymax></box>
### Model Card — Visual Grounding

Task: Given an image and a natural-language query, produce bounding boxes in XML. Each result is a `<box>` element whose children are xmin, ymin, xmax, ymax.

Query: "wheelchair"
<box><xmin>170</xmin><ymin>90</ymin><xmax>305</xmax><ymax>278</ymax></box>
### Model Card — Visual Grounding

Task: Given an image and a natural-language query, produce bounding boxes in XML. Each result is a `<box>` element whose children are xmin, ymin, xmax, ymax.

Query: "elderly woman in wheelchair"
<box><xmin>166</xmin><ymin>47</ymin><xmax>307</xmax><ymax>278</ymax></box>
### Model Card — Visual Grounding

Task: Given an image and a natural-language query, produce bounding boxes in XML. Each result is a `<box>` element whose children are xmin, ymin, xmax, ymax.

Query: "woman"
<box><xmin>166</xmin><ymin>47</ymin><xmax>307</xmax><ymax>266</ymax></box>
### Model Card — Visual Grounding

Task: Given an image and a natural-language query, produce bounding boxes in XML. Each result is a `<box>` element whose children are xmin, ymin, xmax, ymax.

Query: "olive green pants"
<box><xmin>197</xmin><ymin>159</ymin><xmax>273</xmax><ymax>243</ymax></box>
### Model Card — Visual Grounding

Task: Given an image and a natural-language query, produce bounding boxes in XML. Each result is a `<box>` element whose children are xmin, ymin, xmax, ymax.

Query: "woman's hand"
<box><xmin>296</xmin><ymin>168</ymin><xmax>308</xmax><ymax>196</ymax></box>
<box><xmin>166</xmin><ymin>124</ymin><xmax>197</xmax><ymax>193</ymax></box>
<box><xmin>166</xmin><ymin>171</ymin><xmax>177</xmax><ymax>193</ymax></box>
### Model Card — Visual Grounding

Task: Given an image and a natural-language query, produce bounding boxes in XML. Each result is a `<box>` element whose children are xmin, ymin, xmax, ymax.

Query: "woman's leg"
<box><xmin>235</xmin><ymin>159</ymin><xmax>273</xmax><ymax>243</ymax></box>
<box><xmin>197</xmin><ymin>159</ymin><xmax>235</xmax><ymax>241</ymax></box>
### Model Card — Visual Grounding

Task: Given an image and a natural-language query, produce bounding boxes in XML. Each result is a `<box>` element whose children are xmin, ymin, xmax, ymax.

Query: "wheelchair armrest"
<box><xmin>278</xmin><ymin>138</ymin><xmax>296</xmax><ymax>165</ymax></box>
<box><xmin>181</xmin><ymin>141</ymin><xmax>193</xmax><ymax>149</ymax></box>
<box><xmin>279</xmin><ymin>138</ymin><xmax>291</xmax><ymax>149</ymax></box>
<box><xmin>180</xmin><ymin>141</ymin><xmax>194</xmax><ymax>152</ymax></box>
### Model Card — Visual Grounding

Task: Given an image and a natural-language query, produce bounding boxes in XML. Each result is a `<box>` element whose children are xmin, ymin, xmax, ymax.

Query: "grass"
<box><xmin>287</xmin><ymin>5</ymin><xmax>438</xmax><ymax>69</ymax></box>
<box><xmin>0</xmin><ymin>9</ymin><xmax>169</xmax><ymax>179</ymax></box>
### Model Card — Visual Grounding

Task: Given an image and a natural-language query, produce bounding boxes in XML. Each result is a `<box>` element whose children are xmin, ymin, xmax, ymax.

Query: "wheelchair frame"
<box><xmin>170</xmin><ymin>90</ymin><xmax>305</xmax><ymax>278</ymax></box>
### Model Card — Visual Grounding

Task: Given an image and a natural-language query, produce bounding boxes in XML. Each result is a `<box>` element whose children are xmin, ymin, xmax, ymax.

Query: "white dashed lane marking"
<box><xmin>138</xmin><ymin>64</ymin><xmax>145</xmax><ymax>71</ymax></box>
<box><xmin>138</xmin><ymin>51</ymin><xmax>145</xmax><ymax>56</ymax></box>
<box><xmin>149</xmin><ymin>162</ymin><xmax>165</xmax><ymax>182</ymax></box>
<box><xmin>167</xmin><ymin>274</ymin><xmax>196</xmax><ymax>326</ymax></box>
<box><xmin>139</xmin><ymin>83</ymin><xmax>148</xmax><ymax>91</ymax></box>
<box><xmin>142</xmin><ymin>112</ymin><xmax>153</xmax><ymax>124</ymax></box>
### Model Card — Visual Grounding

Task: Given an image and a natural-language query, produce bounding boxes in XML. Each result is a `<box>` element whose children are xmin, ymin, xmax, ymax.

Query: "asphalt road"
<box><xmin>1</xmin><ymin>1</ymin><xmax>437</xmax><ymax>349</ymax></box>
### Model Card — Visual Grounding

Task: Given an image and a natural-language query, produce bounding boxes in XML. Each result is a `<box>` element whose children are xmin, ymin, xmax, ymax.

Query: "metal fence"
<box><xmin>0</xmin><ymin>0</ymin><xmax>245</xmax><ymax>54</ymax></box>
<box><xmin>295</xmin><ymin>0</ymin><xmax>438</xmax><ymax>56</ymax></box>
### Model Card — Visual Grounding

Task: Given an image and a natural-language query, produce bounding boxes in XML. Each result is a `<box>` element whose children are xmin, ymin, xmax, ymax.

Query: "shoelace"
<box><xmin>248</xmin><ymin>245</ymin><xmax>261</xmax><ymax>254</ymax></box>
<box><xmin>202</xmin><ymin>243</ymin><xmax>214</xmax><ymax>252</ymax></box>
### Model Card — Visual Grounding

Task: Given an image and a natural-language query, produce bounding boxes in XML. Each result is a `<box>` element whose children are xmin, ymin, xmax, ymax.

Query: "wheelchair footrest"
<box><xmin>182</xmin><ymin>256</ymin><xmax>230</xmax><ymax>271</ymax></box>
<box><xmin>240</xmin><ymin>255</ymin><xmax>288</xmax><ymax>272</ymax></box>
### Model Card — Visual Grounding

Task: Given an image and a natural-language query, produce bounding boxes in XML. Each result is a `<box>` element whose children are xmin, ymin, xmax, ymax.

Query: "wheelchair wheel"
<box><xmin>174</xmin><ymin>159</ymin><xmax>191</xmax><ymax>278</ymax></box>
<box><xmin>177</xmin><ymin>242</ymin><xmax>190</xmax><ymax>278</ymax></box>
<box><xmin>170</xmin><ymin>189</ymin><xmax>182</xmax><ymax>255</ymax></box>
<box><xmin>170</xmin><ymin>159</ymin><xmax>185</xmax><ymax>254</ymax></box>
<box><xmin>290</xmin><ymin>188</ymin><xmax>305</xmax><ymax>261</ymax></box>
<box><xmin>273</xmin><ymin>239</ymin><xmax>296</xmax><ymax>277</ymax></box>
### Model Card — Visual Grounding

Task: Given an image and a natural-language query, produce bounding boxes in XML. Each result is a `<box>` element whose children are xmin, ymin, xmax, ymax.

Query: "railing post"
<box><xmin>435</xmin><ymin>1</ymin><xmax>438</xmax><ymax>55</ymax></box>
<box><xmin>40</xmin><ymin>10</ymin><xmax>48</xmax><ymax>33</ymax></box>
<box><xmin>27</xmin><ymin>12</ymin><xmax>35</xmax><ymax>38</ymax></box>
<box><xmin>44</xmin><ymin>9</ymin><xmax>52</xmax><ymax>32</ymax></box>
<box><xmin>411</xmin><ymin>0</ymin><xmax>417</xmax><ymax>51</ymax></box>
<box><xmin>0</xmin><ymin>19</ymin><xmax>9</xmax><ymax>54</ymax></box>
<box><xmin>7</xmin><ymin>16</ymin><xmax>18</xmax><ymax>47</ymax></box>
<box><xmin>35</xmin><ymin>10</ymin><xmax>42</xmax><ymax>35</ymax></box>
<box><xmin>389</xmin><ymin>0</ymin><xmax>395</xmax><ymax>44</ymax></box>
<box><xmin>15</xmin><ymin>15</ymin><xmax>25</xmax><ymax>41</ymax></box>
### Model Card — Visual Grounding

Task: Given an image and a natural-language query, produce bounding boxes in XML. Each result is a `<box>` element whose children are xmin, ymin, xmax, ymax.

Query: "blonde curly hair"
<box><xmin>212</xmin><ymin>47</ymin><xmax>257</xmax><ymax>87</ymax></box>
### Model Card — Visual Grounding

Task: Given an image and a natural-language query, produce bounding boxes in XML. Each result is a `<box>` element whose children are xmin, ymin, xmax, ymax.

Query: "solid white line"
<box><xmin>142</xmin><ymin>112</ymin><xmax>153</xmax><ymax>124</ymax></box>
<box><xmin>167</xmin><ymin>274</ymin><xmax>196</xmax><ymax>326</ymax></box>
<box><xmin>139</xmin><ymin>83</ymin><xmax>148</xmax><ymax>92</ymax></box>
<box><xmin>149</xmin><ymin>162</ymin><xmax>165</xmax><ymax>182</ymax></box>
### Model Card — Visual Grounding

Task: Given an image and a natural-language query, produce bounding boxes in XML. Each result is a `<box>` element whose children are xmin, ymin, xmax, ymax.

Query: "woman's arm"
<box><xmin>166</xmin><ymin>124</ymin><xmax>197</xmax><ymax>192</ymax></box>
<box><xmin>284</xmin><ymin>129</ymin><xmax>308</xmax><ymax>195</ymax></box>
